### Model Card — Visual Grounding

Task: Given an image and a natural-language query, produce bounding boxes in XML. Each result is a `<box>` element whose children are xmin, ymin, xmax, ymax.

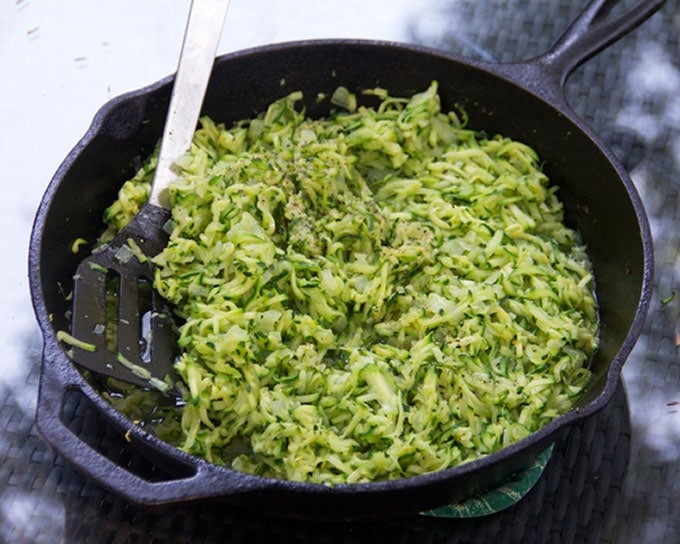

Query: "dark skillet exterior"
<box><xmin>29</xmin><ymin>3</ymin><xmax>659</xmax><ymax>519</ymax></box>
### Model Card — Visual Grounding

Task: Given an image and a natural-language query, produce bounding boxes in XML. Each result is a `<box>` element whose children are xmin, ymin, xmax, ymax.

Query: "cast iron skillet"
<box><xmin>29</xmin><ymin>0</ymin><xmax>661</xmax><ymax>520</ymax></box>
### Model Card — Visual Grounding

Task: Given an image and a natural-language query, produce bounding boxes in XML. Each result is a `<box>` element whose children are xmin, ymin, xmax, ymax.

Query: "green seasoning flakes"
<box><xmin>104</xmin><ymin>82</ymin><xmax>598</xmax><ymax>484</ymax></box>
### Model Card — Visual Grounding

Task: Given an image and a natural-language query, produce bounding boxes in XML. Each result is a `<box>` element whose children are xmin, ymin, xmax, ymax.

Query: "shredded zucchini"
<box><xmin>102</xmin><ymin>82</ymin><xmax>598</xmax><ymax>484</ymax></box>
<box><xmin>57</xmin><ymin>330</ymin><xmax>97</xmax><ymax>352</ymax></box>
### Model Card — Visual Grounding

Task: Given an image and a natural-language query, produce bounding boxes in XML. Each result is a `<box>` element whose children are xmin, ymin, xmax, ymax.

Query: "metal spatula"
<box><xmin>68</xmin><ymin>0</ymin><xmax>231</xmax><ymax>392</ymax></box>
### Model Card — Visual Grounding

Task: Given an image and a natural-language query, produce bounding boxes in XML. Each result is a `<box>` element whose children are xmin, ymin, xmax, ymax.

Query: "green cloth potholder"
<box><xmin>423</xmin><ymin>444</ymin><xmax>554</xmax><ymax>518</ymax></box>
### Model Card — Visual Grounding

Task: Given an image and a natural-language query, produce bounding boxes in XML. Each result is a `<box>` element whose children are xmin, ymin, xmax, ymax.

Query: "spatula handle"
<box><xmin>148</xmin><ymin>0</ymin><xmax>231</xmax><ymax>208</ymax></box>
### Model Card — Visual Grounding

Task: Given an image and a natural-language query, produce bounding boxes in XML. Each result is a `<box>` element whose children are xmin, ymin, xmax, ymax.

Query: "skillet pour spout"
<box><xmin>29</xmin><ymin>0</ymin><xmax>661</xmax><ymax>519</ymax></box>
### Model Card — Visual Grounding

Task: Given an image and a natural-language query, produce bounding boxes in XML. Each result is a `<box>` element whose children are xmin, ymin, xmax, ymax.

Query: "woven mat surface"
<box><xmin>2</xmin><ymin>1</ymin><xmax>678</xmax><ymax>542</ymax></box>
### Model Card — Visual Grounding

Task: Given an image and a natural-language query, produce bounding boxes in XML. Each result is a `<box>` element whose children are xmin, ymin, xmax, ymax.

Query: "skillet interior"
<box><xmin>32</xmin><ymin>40</ymin><xmax>650</xmax><ymax>517</ymax></box>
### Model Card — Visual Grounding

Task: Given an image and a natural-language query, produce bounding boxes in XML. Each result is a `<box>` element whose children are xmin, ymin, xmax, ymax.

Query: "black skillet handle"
<box><xmin>491</xmin><ymin>0</ymin><xmax>666</xmax><ymax>107</ymax></box>
<box><xmin>36</xmin><ymin>344</ymin><xmax>264</xmax><ymax>504</ymax></box>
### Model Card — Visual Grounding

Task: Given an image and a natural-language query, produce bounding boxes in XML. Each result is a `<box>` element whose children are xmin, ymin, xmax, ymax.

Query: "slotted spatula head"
<box><xmin>66</xmin><ymin>0</ymin><xmax>231</xmax><ymax>393</ymax></box>
<box><xmin>70</xmin><ymin>205</ymin><xmax>177</xmax><ymax>391</ymax></box>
